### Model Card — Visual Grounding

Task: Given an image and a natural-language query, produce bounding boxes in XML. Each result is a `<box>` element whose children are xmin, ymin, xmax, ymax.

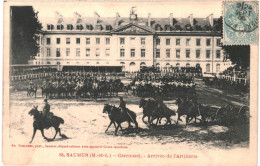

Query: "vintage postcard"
<box><xmin>2</xmin><ymin>0</ymin><xmax>258</xmax><ymax>165</ymax></box>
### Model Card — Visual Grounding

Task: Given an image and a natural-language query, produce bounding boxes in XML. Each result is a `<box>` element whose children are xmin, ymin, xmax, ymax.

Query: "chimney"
<box><xmin>148</xmin><ymin>13</ymin><xmax>151</xmax><ymax>27</ymax></box>
<box><xmin>116</xmin><ymin>12</ymin><xmax>120</xmax><ymax>26</ymax></box>
<box><xmin>55</xmin><ymin>11</ymin><xmax>63</xmax><ymax>23</ymax></box>
<box><xmin>94</xmin><ymin>11</ymin><xmax>100</xmax><ymax>28</ymax></box>
<box><xmin>189</xmin><ymin>14</ymin><xmax>194</xmax><ymax>26</ymax></box>
<box><xmin>169</xmin><ymin>13</ymin><xmax>173</xmax><ymax>26</ymax></box>
<box><xmin>208</xmin><ymin>14</ymin><xmax>214</xmax><ymax>26</ymax></box>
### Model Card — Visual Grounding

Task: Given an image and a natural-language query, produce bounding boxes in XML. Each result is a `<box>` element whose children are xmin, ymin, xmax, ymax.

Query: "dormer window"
<box><xmin>86</xmin><ymin>24</ymin><xmax>93</xmax><ymax>30</ymax></box>
<box><xmin>76</xmin><ymin>24</ymin><xmax>83</xmax><ymax>30</ymax></box>
<box><xmin>67</xmin><ymin>24</ymin><xmax>73</xmax><ymax>30</ymax></box>
<box><xmin>106</xmin><ymin>25</ymin><xmax>112</xmax><ymax>31</ymax></box>
<box><xmin>165</xmin><ymin>25</ymin><xmax>171</xmax><ymax>31</ymax></box>
<box><xmin>155</xmin><ymin>24</ymin><xmax>162</xmax><ymax>31</ymax></box>
<box><xmin>57</xmin><ymin>24</ymin><xmax>64</xmax><ymax>30</ymax></box>
<box><xmin>47</xmin><ymin>24</ymin><xmax>54</xmax><ymax>30</ymax></box>
<box><xmin>96</xmin><ymin>24</ymin><xmax>103</xmax><ymax>31</ymax></box>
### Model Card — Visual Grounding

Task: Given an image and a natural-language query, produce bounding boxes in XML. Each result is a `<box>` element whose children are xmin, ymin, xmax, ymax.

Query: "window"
<box><xmin>141</xmin><ymin>38</ymin><xmax>145</xmax><ymax>45</ymax></box>
<box><xmin>186</xmin><ymin>38</ymin><xmax>190</xmax><ymax>46</ymax></box>
<box><xmin>96</xmin><ymin>48</ymin><xmax>100</xmax><ymax>56</ymax></box>
<box><xmin>47</xmin><ymin>24</ymin><xmax>54</xmax><ymax>30</ymax></box>
<box><xmin>216</xmin><ymin>39</ymin><xmax>221</xmax><ymax>46</ymax></box>
<box><xmin>67</xmin><ymin>24</ymin><xmax>73</xmax><ymax>30</ymax></box>
<box><xmin>120</xmin><ymin>38</ymin><xmax>125</xmax><ymax>45</ymax></box>
<box><xmin>76</xmin><ymin>24</ymin><xmax>83</xmax><ymax>30</ymax></box>
<box><xmin>196</xmin><ymin>39</ymin><xmax>201</xmax><ymax>46</ymax></box>
<box><xmin>105</xmin><ymin>48</ymin><xmax>110</xmax><ymax>56</ymax></box>
<box><xmin>96</xmin><ymin>38</ymin><xmax>100</xmax><ymax>44</ymax></box>
<box><xmin>166</xmin><ymin>49</ymin><xmax>170</xmax><ymax>58</ymax></box>
<box><xmin>140</xmin><ymin>62</ymin><xmax>146</xmax><ymax>69</ymax></box>
<box><xmin>206</xmin><ymin>50</ymin><xmax>211</xmax><ymax>58</ymax></box>
<box><xmin>156</xmin><ymin>39</ymin><xmax>160</xmax><ymax>45</ymax></box>
<box><xmin>76</xmin><ymin>48</ymin><xmax>80</xmax><ymax>57</ymax></box>
<box><xmin>206</xmin><ymin>64</ymin><xmax>210</xmax><ymax>73</ymax></box>
<box><xmin>76</xmin><ymin>38</ymin><xmax>80</xmax><ymax>44</ymax></box>
<box><xmin>86</xmin><ymin>48</ymin><xmax>90</xmax><ymax>57</ymax></box>
<box><xmin>46</xmin><ymin>38</ymin><xmax>51</xmax><ymax>45</ymax></box>
<box><xmin>130</xmin><ymin>49</ymin><xmax>135</xmax><ymax>57</ymax></box>
<box><xmin>86</xmin><ymin>24</ymin><xmax>93</xmax><ymax>30</ymax></box>
<box><xmin>66</xmin><ymin>38</ymin><xmax>70</xmax><ymax>44</ymax></box>
<box><xmin>57</xmin><ymin>24</ymin><xmax>63</xmax><ymax>30</ymax></box>
<box><xmin>120</xmin><ymin>49</ymin><xmax>125</xmax><ymax>57</ymax></box>
<box><xmin>47</xmin><ymin>48</ymin><xmax>51</xmax><ymax>57</ymax></box>
<box><xmin>186</xmin><ymin>63</ymin><xmax>190</xmax><ymax>68</ymax></box>
<box><xmin>176</xmin><ymin>63</ymin><xmax>180</xmax><ymax>67</ymax></box>
<box><xmin>196</xmin><ymin>50</ymin><xmax>200</xmax><ymax>58</ymax></box>
<box><xmin>156</xmin><ymin>49</ymin><xmax>160</xmax><ymax>58</ymax></box>
<box><xmin>166</xmin><ymin>39</ymin><xmax>170</xmax><ymax>45</ymax></box>
<box><xmin>216</xmin><ymin>64</ymin><xmax>220</xmax><ymax>73</ymax></box>
<box><xmin>106</xmin><ymin>38</ymin><xmax>110</xmax><ymax>45</ymax></box>
<box><xmin>66</xmin><ymin>48</ymin><xmax>70</xmax><ymax>56</ymax></box>
<box><xmin>186</xmin><ymin>49</ymin><xmax>190</xmax><ymax>58</ymax></box>
<box><xmin>206</xmin><ymin>39</ymin><xmax>211</xmax><ymax>46</ymax></box>
<box><xmin>56</xmin><ymin>48</ymin><xmax>60</xmax><ymax>57</ymax></box>
<box><xmin>141</xmin><ymin>49</ymin><xmax>145</xmax><ymax>57</ymax></box>
<box><xmin>176</xmin><ymin>39</ymin><xmax>180</xmax><ymax>45</ymax></box>
<box><xmin>156</xmin><ymin>63</ymin><xmax>160</xmax><ymax>68</ymax></box>
<box><xmin>86</xmin><ymin>38</ymin><xmax>90</xmax><ymax>44</ymax></box>
<box><xmin>56</xmin><ymin>38</ymin><xmax>60</xmax><ymax>44</ymax></box>
<box><xmin>176</xmin><ymin>49</ymin><xmax>180</xmax><ymax>58</ymax></box>
<box><xmin>216</xmin><ymin>50</ymin><xmax>221</xmax><ymax>59</ymax></box>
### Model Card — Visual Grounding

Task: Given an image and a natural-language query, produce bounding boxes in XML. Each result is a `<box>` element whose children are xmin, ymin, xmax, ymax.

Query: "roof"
<box><xmin>41</xmin><ymin>15</ymin><xmax>221</xmax><ymax>33</ymax></box>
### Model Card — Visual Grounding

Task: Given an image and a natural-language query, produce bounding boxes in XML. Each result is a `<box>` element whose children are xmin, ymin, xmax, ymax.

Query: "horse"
<box><xmin>176</xmin><ymin>98</ymin><xmax>204</xmax><ymax>126</ymax></box>
<box><xmin>139</xmin><ymin>98</ymin><xmax>158</xmax><ymax>124</ymax></box>
<box><xmin>28</xmin><ymin>106</ymin><xmax>67</xmax><ymax>143</ymax></box>
<box><xmin>150</xmin><ymin>103</ymin><xmax>176</xmax><ymax>126</ymax></box>
<box><xmin>27</xmin><ymin>84</ymin><xmax>37</xmax><ymax>98</ymax></box>
<box><xmin>102</xmin><ymin>104</ymin><xmax>138</xmax><ymax>135</ymax></box>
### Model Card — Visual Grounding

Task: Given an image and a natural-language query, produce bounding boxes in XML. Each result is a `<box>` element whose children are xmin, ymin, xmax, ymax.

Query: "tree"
<box><xmin>222</xmin><ymin>45</ymin><xmax>250</xmax><ymax>69</ymax></box>
<box><xmin>11</xmin><ymin>6</ymin><xmax>42</xmax><ymax>64</ymax></box>
<box><xmin>215</xmin><ymin>16</ymin><xmax>250</xmax><ymax>69</ymax></box>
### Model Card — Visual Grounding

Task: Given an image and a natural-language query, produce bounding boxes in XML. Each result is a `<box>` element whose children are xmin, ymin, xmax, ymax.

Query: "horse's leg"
<box><xmin>40</xmin><ymin>129</ymin><xmax>47</xmax><ymax>139</ymax></box>
<box><xmin>115</xmin><ymin>124</ymin><xmax>120</xmax><ymax>136</ymax></box>
<box><xmin>142</xmin><ymin>115</ymin><xmax>146</xmax><ymax>124</ymax></box>
<box><xmin>58</xmin><ymin>128</ymin><xmax>62</xmax><ymax>136</ymax></box>
<box><xmin>134</xmin><ymin>119</ymin><xmax>139</xmax><ymax>133</ymax></box>
<box><xmin>128</xmin><ymin>120</ymin><xmax>133</xmax><ymax>128</ymax></box>
<box><xmin>52</xmin><ymin>127</ymin><xmax>58</xmax><ymax>140</ymax></box>
<box><xmin>186</xmin><ymin>116</ymin><xmax>190</xmax><ymax>127</ymax></box>
<box><xmin>105</xmin><ymin>121</ymin><xmax>113</xmax><ymax>132</ymax></box>
<box><xmin>30</xmin><ymin>128</ymin><xmax>37</xmax><ymax>143</ymax></box>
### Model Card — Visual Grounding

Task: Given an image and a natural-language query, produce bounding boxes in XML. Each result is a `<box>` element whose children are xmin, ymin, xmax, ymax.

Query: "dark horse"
<box><xmin>102</xmin><ymin>104</ymin><xmax>138</xmax><ymax>135</ymax></box>
<box><xmin>139</xmin><ymin>98</ymin><xmax>158</xmax><ymax>124</ymax></box>
<box><xmin>176</xmin><ymin>98</ymin><xmax>204</xmax><ymax>126</ymax></box>
<box><xmin>27</xmin><ymin>84</ymin><xmax>37</xmax><ymax>98</ymax></box>
<box><xmin>28</xmin><ymin>106</ymin><xmax>67</xmax><ymax>143</ymax></box>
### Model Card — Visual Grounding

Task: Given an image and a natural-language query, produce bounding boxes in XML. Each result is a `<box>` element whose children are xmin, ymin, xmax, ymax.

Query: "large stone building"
<box><xmin>33</xmin><ymin>8</ymin><xmax>232</xmax><ymax>73</ymax></box>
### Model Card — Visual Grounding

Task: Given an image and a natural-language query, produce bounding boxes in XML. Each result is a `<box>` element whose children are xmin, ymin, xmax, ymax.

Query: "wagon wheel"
<box><xmin>237</xmin><ymin>106</ymin><xmax>250</xmax><ymax>124</ymax></box>
<box><xmin>215</xmin><ymin>107</ymin><xmax>228</xmax><ymax>125</ymax></box>
<box><xmin>224</xmin><ymin>104</ymin><xmax>234</xmax><ymax>111</ymax></box>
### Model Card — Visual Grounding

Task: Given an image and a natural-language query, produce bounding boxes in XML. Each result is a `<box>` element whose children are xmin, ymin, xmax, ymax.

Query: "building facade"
<box><xmin>33</xmin><ymin>10</ymin><xmax>232</xmax><ymax>73</ymax></box>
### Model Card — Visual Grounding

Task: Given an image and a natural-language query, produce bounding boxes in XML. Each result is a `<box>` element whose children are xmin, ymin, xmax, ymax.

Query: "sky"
<box><xmin>30</xmin><ymin>1</ymin><xmax>222</xmax><ymax>22</ymax></box>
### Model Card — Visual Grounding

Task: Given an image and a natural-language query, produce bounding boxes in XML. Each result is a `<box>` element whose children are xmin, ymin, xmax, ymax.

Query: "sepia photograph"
<box><xmin>2</xmin><ymin>1</ymin><xmax>258</xmax><ymax>165</ymax></box>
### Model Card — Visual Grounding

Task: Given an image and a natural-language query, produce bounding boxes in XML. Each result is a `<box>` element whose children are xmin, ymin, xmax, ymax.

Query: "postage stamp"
<box><xmin>223</xmin><ymin>1</ymin><xmax>258</xmax><ymax>45</ymax></box>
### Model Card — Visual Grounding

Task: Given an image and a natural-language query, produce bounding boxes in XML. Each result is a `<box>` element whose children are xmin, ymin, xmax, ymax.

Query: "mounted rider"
<box><xmin>42</xmin><ymin>99</ymin><xmax>52</xmax><ymax>124</ymax></box>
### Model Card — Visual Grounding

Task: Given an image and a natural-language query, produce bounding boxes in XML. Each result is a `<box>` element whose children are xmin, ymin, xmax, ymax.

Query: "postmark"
<box><xmin>223</xmin><ymin>1</ymin><xmax>258</xmax><ymax>45</ymax></box>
